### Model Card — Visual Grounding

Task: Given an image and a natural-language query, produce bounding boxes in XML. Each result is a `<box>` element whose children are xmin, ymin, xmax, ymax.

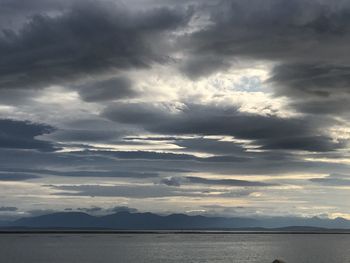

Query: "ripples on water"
<box><xmin>0</xmin><ymin>233</ymin><xmax>350</xmax><ymax>263</ymax></box>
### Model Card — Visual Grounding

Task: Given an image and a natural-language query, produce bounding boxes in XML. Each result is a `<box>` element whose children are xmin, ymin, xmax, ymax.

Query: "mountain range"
<box><xmin>2</xmin><ymin>211</ymin><xmax>350</xmax><ymax>230</ymax></box>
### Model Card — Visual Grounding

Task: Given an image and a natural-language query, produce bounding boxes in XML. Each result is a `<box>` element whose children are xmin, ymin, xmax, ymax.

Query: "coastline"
<box><xmin>1</xmin><ymin>229</ymin><xmax>350</xmax><ymax>234</ymax></box>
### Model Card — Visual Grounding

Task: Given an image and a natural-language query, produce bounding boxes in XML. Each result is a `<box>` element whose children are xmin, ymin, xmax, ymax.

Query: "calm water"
<box><xmin>0</xmin><ymin>233</ymin><xmax>350</xmax><ymax>263</ymax></box>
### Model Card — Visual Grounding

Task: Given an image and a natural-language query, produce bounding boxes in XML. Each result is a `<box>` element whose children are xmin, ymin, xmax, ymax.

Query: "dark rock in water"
<box><xmin>273</xmin><ymin>260</ymin><xmax>286</xmax><ymax>263</ymax></box>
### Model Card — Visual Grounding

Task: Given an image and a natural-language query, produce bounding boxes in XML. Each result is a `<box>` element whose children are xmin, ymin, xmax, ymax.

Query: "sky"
<box><xmin>1</xmin><ymin>0</ymin><xmax>350</xmax><ymax>220</ymax></box>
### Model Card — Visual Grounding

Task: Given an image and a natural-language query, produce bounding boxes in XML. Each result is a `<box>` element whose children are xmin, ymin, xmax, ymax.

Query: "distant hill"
<box><xmin>2</xmin><ymin>211</ymin><xmax>350</xmax><ymax>230</ymax></box>
<box><xmin>13</xmin><ymin>212</ymin><xmax>97</xmax><ymax>228</ymax></box>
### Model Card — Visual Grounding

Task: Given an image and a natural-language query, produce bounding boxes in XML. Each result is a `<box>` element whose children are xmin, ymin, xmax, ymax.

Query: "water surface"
<box><xmin>0</xmin><ymin>233</ymin><xmax>349</xmax><ymax>263</ymax></box>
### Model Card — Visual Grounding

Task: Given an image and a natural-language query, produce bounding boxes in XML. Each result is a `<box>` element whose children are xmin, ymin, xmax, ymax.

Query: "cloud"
<box><xmin>76</xmin><ymin>77</ymin><xmax>136</xmax><ymax>102</ymax></box>
<box><xmin>5</xmin><ymin>168</ymin><xmax>158</xmax><ymax>179</ymax></box>
<box><xmin>48</xmin><ymin>182</ymin><xmax>254</xmax><ymax>199</ymax></box>
<box><xmin>85</xmin><ymin>150</ymin><xmax>198</xmax><ymax>161</ymax></box>
<box><xmin>0</xmin><ymin>172</ymin><xmax>39</xmax><ymax>181</ymax></box>
<box><xmin>271</xmin><ymin>64</ymin><xmax>350</xmax><ymax>98</ymax></box>
<box><xmin>0</xmin><ymin>206</ymin><xmax>18</xmax><ymax>212</ymax></box>
<box><xmin>109</xmin><ymin>206</ymin><xmax>138</xmax><ymax>213</ymax></box>
<box><xmin>23</xmin><ymin>206</ymin><xmax>138</xmax><ymax>216</ymax></box>
<box><xmin>185</xmin><ymin>176</ymin><xmax>276</xmax><ymax>187</ymax></box>
<box><xmin>1</xmin><ymin>0</ymin><xmax>350</xmax><ymax>219</ymax></box>
<box><xmin>104</xmin><ymin>102</ymin><xmax>341</xmax><ymax>152</ymax></box>
<box><xmin>160</xmin><ymin>177</ymin><xmax>182</xmax><ymax>186</ymax></box>
<box><xmin>174</xmin><ymin>137</ymin><xmax>245</xmax><ymax>155</ymax></box>
<box><xmin>176</xmin><ymin>0</ymin><xmax>350</xmax><ymax>125</ymax></box>
<box><xmin>259</xmin><ymin>135</ymin><xmax>346</xmax><ymax>152</ymax></box>
<box><xmin>0</xmin><ymin>144</ymin><xmax>348</xmax><ymax>182</ymax></box>
<box><xmin>47</xmin><ymin>184</ymin><xmax>210</xmax><ymax>198</ymax></box>
<box><xmin>76</xmin><ymin>205</ymin><xmax>138</xmax><ymax>214</ymax></box>
<box><xmin>77</xmin><ymin>206</ymin><xmax>103</xmax><ymax>213</ymax></box>
<box><xmin>52</xmin><ymin>170</ymin><xmax>159</xmax><ymax>178</ymax></box>
<box><xmin>179</xmin><ymin>54</ymin><xmax>231</xmax><ymax>79</ymax></box>
<box><xmin>49</xmin><ymin>129</ymin><xmax>122</xmax><ymax>143</ymax></box>
<box><xmin>0</xmin><ymin>0</ymin><xmax>73</xmax><ymax>31</ymax></box>
<box><xmin>160</xmin><ymin>176</ymin><xmax>275</xmax><ymax>187</ymax></box>
<box><xmin>0</xmin><ymin>0</ymin><xmax>71</xmax><ymax>16</ymax></box>
<box><xmin>183</xmin><ymin>0</ymin><xmax>350</xmax><ymax>67</ymax></box>
<box><xmin>46</xmin><ymin>118</ymin><xmax>127</xmax><ymax>143</ymax></box>
<box><xmin>0</xmin><ymin>119</ymin><xmax>57</xmax><ymax>151</ymax></box>
<box><xmin>310</xmin><ymin>173</ymin><xmax>350</xmax><ymax>186</ymax></box>
<box><xmin>270</xmin><ymin>63</ymin><xmax>350</xmax><ymax>116</ymax></box>
<box><xmin>0</xmin><ymin>1</ymin><xmax>192</xmax><ymax>90</ymax></box>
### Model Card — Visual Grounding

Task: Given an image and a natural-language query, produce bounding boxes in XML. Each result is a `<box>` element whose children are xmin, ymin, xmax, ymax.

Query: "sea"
<box><xmin>0</xmin><ymin>233</ymin><xmax>349</xmax><ymax>263</ymax></box>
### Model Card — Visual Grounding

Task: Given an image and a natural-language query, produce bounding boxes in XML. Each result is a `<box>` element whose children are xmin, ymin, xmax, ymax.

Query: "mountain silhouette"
<box><xmin>4</xmin><ymin>211</ymin><xmax>350</xmax><ymax>230</ymax></box>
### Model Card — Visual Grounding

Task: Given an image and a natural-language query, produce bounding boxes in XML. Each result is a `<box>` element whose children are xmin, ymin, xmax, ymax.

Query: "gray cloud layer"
<box><xmin>104</xmin><ymin>103</ymin><xmax>342</xmax><ymax>152</ymax></box>
<box><xmin>0</xmin><ymin>1</ymin><xmax>191</xmax><ymax>90</ymax></box>
<box><xmin>180</xmin><ymin>0</ymin><xmax>350</xmax><ymax>121</ymax></box>
<box><xmin>310</xmin><ymin>174</ymin><xmax>350</xmax><ymax>186</ymax></box>
<box><xmin>161</xmin><ymin>176</ymin><xmax>275</xmax><ymax>187</ymax></box>
<box><xmin>76</xmin><ymin>77</ymin><xmax>135</xmax><ymax>102</ymax></box>
<box><xmin>1</xmin><ymin>0</ymin><xmax>350</xmax><ymax>218</ymax></box>
<box><xmin>0</xmin><ymin>119</ymin><xmax>56</xmax><ymax>151</ymax></box>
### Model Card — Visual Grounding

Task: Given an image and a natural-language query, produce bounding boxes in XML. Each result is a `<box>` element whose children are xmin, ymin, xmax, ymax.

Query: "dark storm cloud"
<box><xmin>77</xmin><ymin>206</ymin><xmax>102</xmax><ymax>213</ymax></box>
<box><xmin>0</xmin><ymin>148</ymin><xmax>190</xmax><ymax>176</ymax></box>
<box><xmin>59</xmin><ymin>205</ymin><xmax>138</xmax><ymax>215</ymax></box>
<box><xmin>123</xmin><ymin>137</ymin><xmax>248</xmax><ymax>161</ymax></box>
<box><xmin>85</xmin><ymin>150</ymin><xmax>198</xmax><ymax>161</ymax></box>
<box><xmin>75</xmin><ymin>149</ymin><xmax>247</xmax><ymax>163</ymax></box>
<box><xmin>76</xmin><ymin>205</ymin><xmax>138</xmax><ymax>214</ymax></box>
<box><xmin>77</xmin><ymin>77</ymin><xmax>136</xmax><ymax>102</ymax></box>
<box><xmin>104</xmin><ymin>102</ymin><xmax>341</xmax><ymax>152</ymax></box>
<box><xmin>125</xmin><ymin>136</ymin><xmax>249</xmax><ymax>158</ymax></box>
<box><xmin>310</xmin><ymin>173</ymin><xmax>350</xmax><ymax>186</ymax></box>
<box><xmin>48</xmin><ymin>183</ymin><xmax>254</xmax><ymax>198</ymax></box>
<box><xmin>81</xmin><ymin>149</ymin><xmax>250</xmax><ymax>170</ymax></box>
<box><xmin>47</xmin><ymin>118</ymin><xmax>128</xmax><ymax>143</ymax></box>
<box><xmin>0</xmin><ymin>149</ymin><xmax>117</xmax><ymax>171</ymax></box>
<box><xmin>71</xmin><ymin>149</ymin><xmax>248</xmax><ymax>164</ymax></box>
<box><xmin>176</xmin><ymin>0</ymin><xmax>350</xmax><ymax>122</ymax></box>
<box><xmin>0</xmin><ymin>206</ymin><xmax>17</xmax><ymax>212</ymax></box>
<box><xmin>179</xmin><ymin>54</ymin><xmax>231</xmax><ymax>80</ymax></box>
<box><xmin>203</xmin><ymin>155</ymin><xmax>249</xmax><ymax>163</ymax></box>
<box><xmin>270</xmin><ymin>64</ymin><xmax>350</xmax><ymax>116</ymax></box>
<box><xmin>0</xmin><ymin>89</ymin><xmax>40</xmax><ymax>105</ymax></box>
<box><xmin>290</xmin><ymin>98</ymin><xmax>350</xmax><ymax>116</ymax></box>
<box><xmin>49</xmin><ymin>129</ymin><xmax>122</xmax><ymax>142</ymax></box>
<box><xmin>174</xmin><ymin>138</ymin><xmax>245</xmax><ymax>155</ymax></box>
<box><xmin>48</xmin><ymin>184</ymin><xmax>208</xmax><ymax>198</ymax></box>
<box><xmin>0</xmin><ymin>0</ymin><xmax>72</xmax><ymax>31</ymax></box>
<box><xmin>1</xmin><ymin>145</ymin><xmax>349</xmax><ymax>180</ymax></box>
<box><xmin>185</xmin><ymin>176</ymin><xmax>276</xmax><ymax>187</ymax></box>
<box><xmin>0</xmin><ymin>172</ymin><xmax>39</xmax><ymax>181</ymax></box>
<box><xmin>1</xmin><ymin>168</ymin><xmax>158</xmax><ymax>179</ymax></box>
<box><xmin>271</xmin><ymin>64</ymin><xmax>350</xmax><ymax>98</ymax></box>
<box><xmin>103</xmin><ymin>103</ymin><xmax>300</xmax><ymax>139</ymax></box>
<box><xmin>0</xmin><ymin>0</ymin><xmax>70</xmax><ymax>15</ymax></box>
<box><xmin>0</xmin><ymin>119</ymin><xmax>57</xmax><ymax>151</ymax></box>
<box><xmin>51</xmin><ymin>170</ymin><xmax>159</xmax><ymax>178</ymax></box>
<box><xmin>259</xmin><ymin>135</ymin><xmax>346</xmax><ymax>152</ymax></box>
<box><xmin>0</xmin><ymin>139</ymin><xmax>349</xmax><ymax>178</ymax></box>
<box><xmin>160</xmin><ymin>176</ymin><xmax>275</xmax><ymax>187</ymax></box>
<box><xmin>183</xmin><ymin>0</ymin><xmax>350</xmax><ymax>68</ymax></box>
<box><xmin>109</xmin><ymin>206</ymin><xmax>138</xmax><ymax>213</ymax></box>
<box><xmin>0</xmin><ymin>1</ymin><xmax>192</xmax><ymax>90</ymax></box>
<box><xmin>160</xmin><ymin>177</ymin><xmax>182</xmax><ymax>186</ymax></box>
